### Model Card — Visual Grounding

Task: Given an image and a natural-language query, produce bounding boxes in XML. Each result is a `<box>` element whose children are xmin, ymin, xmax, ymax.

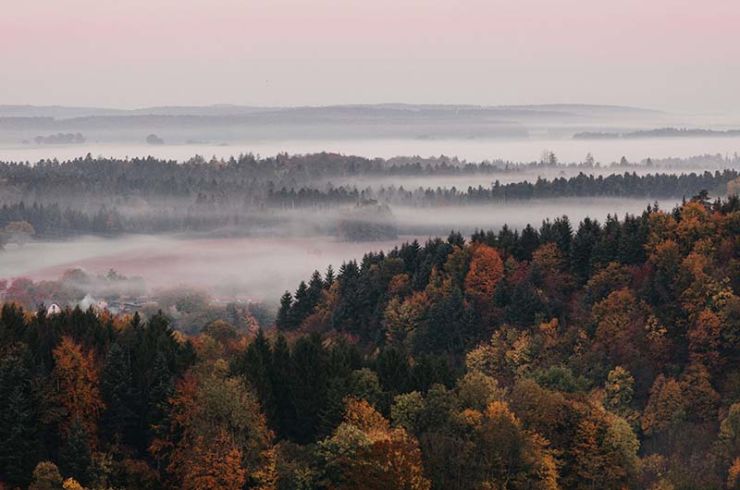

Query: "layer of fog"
<box><xmin>1</xmin><ymin>234</ymin><xmax>407</xmax><ymax>302</ymax></box>
<box><xmin>1</xmin><ymin>136</ymin><xmax>739</xmax><ymax>168</ymax></box>
<box><xmin>1</xmin><ymin>197</ymin><xmax>679</xmax><ymax>303</ymax></box>
<box><xmin>392</xmin><ymin>198</ymin><xmax>677</xmax><ymax>234</ymax></box>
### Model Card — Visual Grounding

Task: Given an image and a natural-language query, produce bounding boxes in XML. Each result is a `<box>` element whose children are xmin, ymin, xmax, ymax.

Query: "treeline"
<box><xmin>1</xmin><ymin>169</ymin><xmax>737</xmax><ymax>238</ymax></box>
<box><xmin>575</xmin><ymin>127</ymin><xmax>740</xmax><ymax>139</ymax></box>
<box><xmin>0</xmin><ymin>202</ymin><xmax>124</xmax><ymax>238</ymax></box>
<box><xmin>267</xmin><ymin>170</ymin><xmax>737</xmax><ymax>207</ymax></box>
<box><xmin>0</xmin><ymin>153</ymin><xmax>514</xmax><ymax>201</ymax></box>
<box><xmin>2</xmin><ymin>153</ymin><xmax>737</xmax><ymax>205</ymax></box>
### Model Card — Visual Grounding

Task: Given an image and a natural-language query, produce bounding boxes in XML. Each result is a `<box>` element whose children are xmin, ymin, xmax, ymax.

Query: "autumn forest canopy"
<box><xmin>1</xmin><ymin>194</ymin><xmax>739</xmax><ymax>489</ymax></box>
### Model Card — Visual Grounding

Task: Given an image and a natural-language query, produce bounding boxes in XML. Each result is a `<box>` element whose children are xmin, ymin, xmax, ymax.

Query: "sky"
<box><xmin>2</xmin><ymin>0</ymin><xmax>739</xmax><ymax>112</ymax></box>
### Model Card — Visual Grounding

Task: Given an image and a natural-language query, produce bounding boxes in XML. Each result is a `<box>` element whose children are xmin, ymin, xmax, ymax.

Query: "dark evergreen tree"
<box><xmin>592</xmin><ymin>214</ymin><xmax>621</xmax><ymax>266</ymax></box>
<box><xmin>447</xmin><ymin>231</ymin><xmax>465</xmax><ymax>248</ymax></box>
<box><xmin>496</xmin><ymin>225</ymin><xmax>517</xmax><ymax>257</ymax></box>
<box><xmin>324</xmin><ymin>265</ymin><xmax>335</xmax><ymax>288</ymax></box>
<box><xmin>551</xmin><ymin>215</ymin><xmax>573</xmax><ymax>255</ymax></box>
<box><xmin>59</xmin><ymin>418</ymin><xmax>92</xmax><ymax>485</ymax></box>
<box><xmin>271</xmin><ymin>333</ymin><xmax>295</xmax><ymax>438</ymax></box>
<box><xmin>375</xmin><ymin>347</ymin><xmax>410</xmax><ymax>394</ymax></box>
<box><xmin>236</xmin><ymin>329</ymin><xmax>276</xmax><ymax>426</ymax></box>
<box><xmin>0</xmin><ymin>345</ymin><xmax>42</xmax><ymax>486</ymax></box>
<box><xmin>409</xmin><ymin>355</ymin><xmax>455</xmax><ymax>392</ymax></box>
<box><xmin>291</xmin><ymin>281</ymin><xmax>312</xmax><ymax>328</ymax></box>
<box><xmin>619</xmin><ymin>214</ymin><xmax>648</xmax><ymax>265</ymax></box>
<box><xmin>288</xmin><ymin>334</ymin><xmax>328</xmax><ymax>442</ymax></box>
<box><xmin>276</xmin><ymin>291</ymin><xmax>293</xmax><ymax>330</ymax></box>
<box><xmin>516</xmin><ymin>224</ymin><xmax>541</xmax><ymax>260</ymax></box>
<box><xmin>144</xmin><ymin>352</ymin><xmax>174</xmax><ymax>443</ymax></box>
<box><xmin>414</xmin><ymin>287</ymin><xmax>466</xmax><ymax>355</ymax></box>
<box><xmin>399</xmin><ymin>240</ymin><xmax>421</xmax><ymax>275</ymax></box>
<box><xmin>100</xmin><ymin>342</ymin><xmax>141</xmax><ymax>448</ymax></box>
<box><xmin>571</xmin><ymin>217</ymin><xmax>602</xmax><ymax>282</ymax></box>
<box><xmin>506</xmin><ymin>280</ymin><xmax>545</xmax><ymax>326</ymax></box>
<box><xmin>307</xmin><ymin>270</ymin><xmax>325</xmax><ymax>303</ymax></box>
<box><xmin>331</xmin><ymin>261</ymin><xmax>364</xmax><ymax>335</ymax></box>
<box><xmin>0</xmin><ymin>303</ymin><xmax>26</xmax><ymax>345</ymax></box>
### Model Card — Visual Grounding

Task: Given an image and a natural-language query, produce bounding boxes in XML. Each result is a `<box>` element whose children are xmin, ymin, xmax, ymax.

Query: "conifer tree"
<box><xmin>276</xmin><ymin>291</ymin><xmax>293</xmax><ymax>330</ymax></box>
<box><xmin>324</xmin><ymin>265</ymin><xmax>335</xmax><ymax>288</ymax></box>
<box><xmin>307</xmin><ymin>270</ymin><xmax>325</xmax><ymax>305</ymax></box>
<box><xmin>101</xmin><ymin>342</ymin><xmax>141</xmax><ymax>447</ymax></box>
<box><xmin>59</xmin><ymin>418</ymin><xmax>93</xmax><ymax>485</ymax></box>
<box><xmin>289</xmin><ymin>334</ymin><xmax>329</xmax><ymax>442</ymax></box>
<box><xmin>270</xmin><ymin>333</ymin><xmax>295</xmax><ymax>438</ymax></box>
<box><xmin>238</xmin><ymin>329</ymin><xmax>276</xmax><ymax>426</ymax></box>
<box><xmin>145</xmin><ymin>352</ymin><xmax>175</xmax><ymax>443</ymax></box>
<box><xmin>291</xmin><ymin>281</ymin><xmax>312</xmax><ymax>328</ymax></box>
<box><xmin>0</xmin><ymin>345</ymin><xmax>42</xmax><ymax>486</ymax></box>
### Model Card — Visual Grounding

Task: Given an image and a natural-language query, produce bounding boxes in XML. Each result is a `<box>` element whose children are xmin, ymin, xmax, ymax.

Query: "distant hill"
<box><xmin>0</xmin><ymin>103</ymin><xmax>661</xmax><ymax>120</ymax></box>
<box><xmin>0</xmin><ymin>103</ymin><xmax>667</xmax><ymax>142</ymax></box>
<box><xmin>574</xmin><ymin>127</ymin><xmax>740</xmax><ymax>139</ymax></box>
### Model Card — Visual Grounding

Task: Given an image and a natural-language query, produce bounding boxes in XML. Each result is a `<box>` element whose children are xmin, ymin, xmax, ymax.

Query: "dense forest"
<box><xmin>0</xmin><ymin>153</ymin><xmax>737</xmax><ymax>238</ymax></box>
<box><xmin>1</xmin><ymin>195</ymin><xmax>738</xmax><ymax>489</ymax></box>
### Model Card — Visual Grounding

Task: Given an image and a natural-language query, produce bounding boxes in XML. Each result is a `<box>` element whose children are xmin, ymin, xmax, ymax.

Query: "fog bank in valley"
<box><xmin>1</xmin><ymin>197</ymin><xmax>681</xmax><ymax>305</ymax></box>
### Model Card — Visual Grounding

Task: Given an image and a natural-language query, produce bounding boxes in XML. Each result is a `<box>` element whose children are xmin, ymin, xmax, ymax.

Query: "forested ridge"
<box><xmin>1</xmin><ymin>153</ymin><xmax>735</xmax><ymax>202</ymax></box>
<box><xmin>1</xmin><ymin>196</ymin><xmax>739</xmax><ymax>489</ymax></box>
<box><xmin>0</xmin><ymin>153</ymin><xmax>737</xmax><ymax>238</ymax></box>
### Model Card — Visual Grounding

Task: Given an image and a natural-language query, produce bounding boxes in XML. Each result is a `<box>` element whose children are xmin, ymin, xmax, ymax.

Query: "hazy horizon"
<box><xmin>3</xmin><ymin>0</ymin><xmax>740</xmax><ymax>113</ymax></box>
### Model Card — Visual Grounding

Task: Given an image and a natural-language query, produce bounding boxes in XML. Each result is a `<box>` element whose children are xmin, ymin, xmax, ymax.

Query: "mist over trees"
<box><xmin>0</xmin><ymin>153</ymin><xmax>736</xmax><ymax>239</ymax></box>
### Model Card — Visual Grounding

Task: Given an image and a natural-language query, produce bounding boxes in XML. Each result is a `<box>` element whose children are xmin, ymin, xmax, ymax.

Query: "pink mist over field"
<box><xmin>4</xmin><ymin>235</ymin><xmax>412</xmax><ymax>301</ymax></box>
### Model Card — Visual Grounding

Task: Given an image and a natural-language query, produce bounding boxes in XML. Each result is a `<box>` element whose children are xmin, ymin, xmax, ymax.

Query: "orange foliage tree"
<box><xmin>687</xmin><ymin>309</ymin><xmax>723</xmax><ymax>371</ymax></box>
<box><xmin>464</xmin><ymin>243</ymin><xmax>504</xmax><ymax>322</ymax></box>
<box><xmin>464</xmin><ymin>244</ymin><xmax>504</xmax><ymax>304</ymax></box>
<box><xmin>50</xmin><ymin>336</ymin><xmax>104</xmax><ymax>442</ymax></box>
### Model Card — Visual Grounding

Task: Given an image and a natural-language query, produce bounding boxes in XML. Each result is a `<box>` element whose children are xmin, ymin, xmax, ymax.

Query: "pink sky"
<box><xmin>2</xmin><ymin>0</ymin><xmax>739</xmax><ymax>111</ymax></box>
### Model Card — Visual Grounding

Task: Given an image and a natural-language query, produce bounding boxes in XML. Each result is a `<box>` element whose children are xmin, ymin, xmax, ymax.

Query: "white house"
<box><xmin>47</xmin><ymin>303</ymin><xmax>62</xmax><ymax>316</ymax></box>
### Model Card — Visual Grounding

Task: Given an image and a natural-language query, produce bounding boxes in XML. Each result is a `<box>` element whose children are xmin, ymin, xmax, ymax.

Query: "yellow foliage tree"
<box><xmin>472</xmin><ymin>401</ymin><xmax>559</xmax><ymax>490</ymax></box>
<box><xmin>319</xmin><ymin>398</ymin><xmax>430</xmax><ymax>490</ymax></box>
<box><xmin>62</xmin><ymin>477</ymin><xmax>85</xmax><ymax>490</ymax></box>
<box><xmin>383</xmin><ymin>292</ymin><xmax>428</xmax><ymax>349</ymax></box>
